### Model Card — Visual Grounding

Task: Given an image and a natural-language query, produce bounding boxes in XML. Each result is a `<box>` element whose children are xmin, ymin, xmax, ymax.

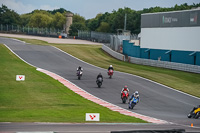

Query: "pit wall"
<box><xmin>123</xmin><ymin>40</ymin><xmax>200</xmax><ymax>66</ymax></box>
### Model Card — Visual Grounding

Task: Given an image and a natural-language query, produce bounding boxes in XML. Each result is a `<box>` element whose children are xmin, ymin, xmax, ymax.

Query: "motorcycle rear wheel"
<box><xmin>122</xmin><ymin>97</ymin><xmax>127</xmax><ymax>103</ymax></box>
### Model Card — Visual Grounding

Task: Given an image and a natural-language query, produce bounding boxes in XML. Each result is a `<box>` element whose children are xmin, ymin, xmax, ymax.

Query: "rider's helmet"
<box><xmin>135</xmin><ymin>91</ymin><xmax>139</xmax><ymax>96</ymax></box>
<box><xmin>79</xmin><ymin>66</ymin><xmax>81</xmax><ymax>69</ymax></box>
<box><xmin>124</xmin><ymin>85</ymin><xmax>128</xmax><ymax>91</ymax></box>
<box><xmin>110</xmin><ymin>65</ymin><xmax>112</xmax><ymax>67</ymax></box>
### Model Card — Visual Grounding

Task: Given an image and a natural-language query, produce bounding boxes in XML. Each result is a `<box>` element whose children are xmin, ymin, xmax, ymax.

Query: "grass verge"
<box><xmin>15</xmin><ymin>38</ymin><xmax>200</xmax><ymax>98</ymax></box>
<box><xmin>0</xmin><ymin>44</ymin><xmax>146</xmax><ymax>123</ymax></box>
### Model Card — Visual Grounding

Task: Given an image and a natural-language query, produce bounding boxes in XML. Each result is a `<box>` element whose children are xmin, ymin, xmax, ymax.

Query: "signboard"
<box><xmin>85</xmin><ymin>113</ymin><xmax>100</xmax><ymax>121</ymax></box>
<box><xmin>16</xmin><ymin>75</ymin><xmax>25</xmax><ymax>81</ymax></box>
<box><xmin>141</xmin><ymin>9</ymin><xmax>200</xmax><ymax>28</ymax></box>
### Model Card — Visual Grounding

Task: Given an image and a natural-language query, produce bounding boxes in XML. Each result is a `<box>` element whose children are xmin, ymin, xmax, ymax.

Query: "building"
<box><xmin>123</xmin><ymin>8</ymin><xmax>200</xmax><ymax>65</ymax></box>
<box><xmin>64</xmin><ymin>12</ymin><xmax>73</xmax><ymax>35</ymax></box>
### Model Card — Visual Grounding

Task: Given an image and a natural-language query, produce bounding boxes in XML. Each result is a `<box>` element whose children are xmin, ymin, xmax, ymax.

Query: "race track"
<box><xmin>0</xmin><ymin>37</ymin><xmax>200</xmax><ymax>131</ymax></box>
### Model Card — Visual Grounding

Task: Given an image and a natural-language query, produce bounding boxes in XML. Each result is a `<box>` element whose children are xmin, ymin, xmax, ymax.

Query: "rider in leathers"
<box><xmin>121</xmin><ymin>85</ymin><xmax>129</xmax><ymax>97</ymax></box>
<box><xmin>130</xmin><ymin>91</ymin><xmax>140</xmax><ymax>103</ymax></box>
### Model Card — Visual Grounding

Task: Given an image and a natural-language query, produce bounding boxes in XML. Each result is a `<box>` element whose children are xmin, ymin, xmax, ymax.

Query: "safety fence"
<box><xmin>0</xmin><ymin>24</ymin><xmax>62</xmax><ymax>37</ymax></box>
<box><xmin>128</xmin><ymin>56</ymin><xmax>200</xmax><ymax>74</ymax></box>
<box><xmin>78</xmin><ymin>30</ymin><xmax>113</xmax><ymax>43</ymax></box>
<box><xmin>102</xmin><ymin>45</ymin><xmax>125</xmax><ymax>61</ymax></box>
<box><xmin>79</xmin><ymin>30</ymin><xmax>139</xmax><ymax>52</ymax></box>
<box><xmin>109</xmin><ymin>35</ymin><xmax>131</xmax><ymax>52</ymax></box>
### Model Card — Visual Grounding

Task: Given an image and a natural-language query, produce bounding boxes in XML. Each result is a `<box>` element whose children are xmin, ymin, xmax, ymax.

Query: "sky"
<box><xmin>0</xmin><ymin>0</ymin><xmax>200</xmax><ymax>19</ymax></box>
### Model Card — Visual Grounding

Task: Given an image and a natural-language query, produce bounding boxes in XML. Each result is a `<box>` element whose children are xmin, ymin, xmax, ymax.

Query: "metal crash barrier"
<box><xmin>111</xmin><ymin>129</ymin><xmax>186</xmax><ymax>133</ymax></box>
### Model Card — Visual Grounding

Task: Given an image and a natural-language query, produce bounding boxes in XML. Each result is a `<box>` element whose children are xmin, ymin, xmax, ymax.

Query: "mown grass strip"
<box><xmin>14</xmin><ymin>38</ymin><xmax>200</xmax><ymax>98</ymax></box>
<box><xmin>0</xmin><ymin>44</ymin><xmax>146</xmax><ymax>123</ymax></box>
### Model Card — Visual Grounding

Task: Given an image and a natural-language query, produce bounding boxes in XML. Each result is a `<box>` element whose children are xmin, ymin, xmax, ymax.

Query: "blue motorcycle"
<box><xmin>128</xmin><ymin>97</ymin><xmax>139</xmax><ymax>109</ymax></box>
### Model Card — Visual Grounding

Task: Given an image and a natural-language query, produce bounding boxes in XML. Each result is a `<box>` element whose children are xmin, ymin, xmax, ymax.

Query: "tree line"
<box><xmin>0</xmin><ymin>3</ymin><xmax>200</xmax><ymax>36</ymax></box>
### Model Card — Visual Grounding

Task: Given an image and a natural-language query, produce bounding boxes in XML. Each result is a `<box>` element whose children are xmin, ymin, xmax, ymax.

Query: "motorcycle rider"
<box><xmin>192</xmin><ymin>105</ymin><xmax>200</xmax><ymax>112</ymax></box>
<box><xmin>96</xmin><ymin>73</ymin><xmax>103</xmax><ymax>81</ymax></box>
<box><xmin>108</xmin><ymin>65</ymin><xmax>114</xmax><ymax>71</ymax></box>
<box><xmin>121</xmin><ymin>85</ymin><xmax>129</xmax><ymax>97</ymax></box>
<box><xmin>130</xmin><ymin>91</ymin><xmax>140</xmax><ymax>103</ymax></box>
<box><xmin>77</xmin><ymin>66</ymin><xmax>83</xmax><ymax>72</ymax></box>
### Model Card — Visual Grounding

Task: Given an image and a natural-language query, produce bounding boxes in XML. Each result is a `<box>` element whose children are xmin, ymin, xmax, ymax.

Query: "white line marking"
<box><xmin>52</xmin><ymin>46</ymin><xmax>200</xmax><ymax>100</ymax></box>
<box><xmin>36</xmin><ymin>68</ymin><xmax>169</xmax><ymax>124</ymax></box>
<box><xmin>3</xmin><ymin>44</ymin><xmax>37</xmax><ymax>68</ymax></box>
<box><xmin>3</xmin><ymin>39</ymin><xmax>199</xmax><ymax>126</ymax></box>
<box><xmin>12</xmin><ymin>38</ymin><xmax>26</xmax><ymax>44</ymax></box>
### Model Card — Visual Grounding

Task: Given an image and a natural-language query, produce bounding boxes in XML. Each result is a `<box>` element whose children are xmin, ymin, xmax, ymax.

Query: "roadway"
<box><xmin>0</xmin><ymin>37</ymin><xmax>199</xmax><ymax>132</ymax></box>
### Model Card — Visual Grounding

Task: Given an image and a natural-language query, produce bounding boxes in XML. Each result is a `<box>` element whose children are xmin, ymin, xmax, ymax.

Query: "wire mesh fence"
<box><xmin>78</xmin><ymin>30</ymin><xmax>114</xmax><ymax>43</ymax></box>
<box><xmin>78</xmin><ymin>30</ymin><xmax>139</xmax><ymax>52</ymax></box>
<box><xmin>0</xmin><ymin>24</ymin><xmax>62</xmax><ymax>37</ymax></box>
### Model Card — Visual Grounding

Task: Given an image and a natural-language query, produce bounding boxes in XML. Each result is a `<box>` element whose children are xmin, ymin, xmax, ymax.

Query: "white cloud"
<box><xmin>0</xmin><ymin>0</ymin><xmax>60</xmax><ymax>14</ymax></box>
<box><xmin>0</xmin><ymin>0</ymin><xmax>35</xmax><ymax>14</ymax></box>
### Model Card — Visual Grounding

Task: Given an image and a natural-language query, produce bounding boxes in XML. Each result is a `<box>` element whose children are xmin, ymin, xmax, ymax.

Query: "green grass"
<box><xmin>15</xmin><ymin>38</ymin><xmax>200</xmax><ymax>98</ymax></box>
<box><xmin>0</xmin><ymin>44</ymin><xmax>146</xmax><ymax>123</ymax></box>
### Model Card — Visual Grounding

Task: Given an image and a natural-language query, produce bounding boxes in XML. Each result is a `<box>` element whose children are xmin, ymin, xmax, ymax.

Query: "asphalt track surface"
<box><xmin>0</xmin><ymin>37</ymin><xmax>200</xmax><ymax>132</ymax></box>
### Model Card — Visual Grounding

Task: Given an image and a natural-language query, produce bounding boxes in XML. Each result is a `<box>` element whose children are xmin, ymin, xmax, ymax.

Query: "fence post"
<box><xmin>1</xmin><ymin>24</ymin><xmax>2</xmax><ymax>31</ymax></box>
<box><xmin>7</xmin><ymin>24</ymin><xmax>8</xmax><ymax>31</ymax></box>
<box><xmin>23</xmin><ymin>26</ymin><xmax>24</xmax><ymax>32</ymax></box>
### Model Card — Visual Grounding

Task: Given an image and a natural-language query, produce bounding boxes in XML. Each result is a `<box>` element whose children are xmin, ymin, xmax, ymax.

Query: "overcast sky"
<box><xmin>1</xmin><ymin>0</ymin><xmax>200</xmax><ymax>19</ymax></box>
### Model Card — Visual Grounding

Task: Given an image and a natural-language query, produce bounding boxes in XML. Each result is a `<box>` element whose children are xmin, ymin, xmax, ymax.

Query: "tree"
<box><xmin>69</xmin><ymin>22</ymin><xmax>87</xmax><ymax>36</ymax></box>
<box><xmin>96</xmin><ymin>22</ymin><xmax>110</xmax><ymax>32</ymax></box>
<box><xmin>20</xmin><ymin>13</ymin><xmax>32</xmax><ymax>26</ymax></box>
<box><xmin>0</xmin><ymin>4</ymin><xmax>20</xmax><ymax>25</ymax></box>
<box><xmin>52</xmin><ymin>12</ymin><xmax>66</xmax><ymax>29</ymax></box>
<box><xmin>73</xmin><ymin>14</ymin><xmax>85</xmax><ymax>23</ymax></box>
<box><xmin>48</xmin><ymin>8</ymin><xmax>69</xmax><ymax>14</ymax></box>
<box><xmin>28</xmin><ymin>13</ymin><xmax>52</xmax><ymax>28</ymax></box>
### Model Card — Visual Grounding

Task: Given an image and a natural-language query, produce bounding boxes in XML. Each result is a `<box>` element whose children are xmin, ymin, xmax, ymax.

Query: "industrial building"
<box><xmin>123</xmin><ymin>9</ymin><xmax>200</xmax><ymax>66</ymax></box>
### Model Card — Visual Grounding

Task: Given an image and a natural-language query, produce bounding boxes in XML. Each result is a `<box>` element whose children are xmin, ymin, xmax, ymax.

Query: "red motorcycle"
<box><xmin>108</xmin><ymin>69</ymin><xmax>114</xmax><ymax>78</ymax></box>
<box><xmin>121</xmin><ymin>91</ymin><xmax>129</xmax><ymax>103</ymax></box>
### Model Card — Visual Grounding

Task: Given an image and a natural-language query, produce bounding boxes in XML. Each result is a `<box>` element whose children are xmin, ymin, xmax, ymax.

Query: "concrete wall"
<box><xmin>102</xmin><ymin>44</ymin><xmax>125</xmax><ymax>61</ymax></box>
<box><xmin>129</xmin><ymin>56</ymin><xmax>200</xmax><ymax>74</ymax></box>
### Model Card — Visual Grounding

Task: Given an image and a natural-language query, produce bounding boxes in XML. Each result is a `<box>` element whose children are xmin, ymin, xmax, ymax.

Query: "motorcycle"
<box><xmin>128</xmin><ymin>97</ymin><xmax>139</xmax><ymax>109</ymax></box>
<box><xmin>96</xmin><ymin>77</ymin><xmax>103</xmax><ymax>88</ymax></box>
<box><xmin>77</xmin><ymin>70</ymin><xmax>83</xmax><ymax>80</ymax></box>
<box><xmin>188</xmin><ymin>107</ymin><xmax>200</xmax><ymax>119</ymax></box>
<box><xmin>108</xmin><ymin>69</ymin><xmax>114</xmax><ymax>78</ymax></box>
<box><xmin>121</xmin><ymin>91</ymin><xmax>129</xmax><ymax>103</ymax></box>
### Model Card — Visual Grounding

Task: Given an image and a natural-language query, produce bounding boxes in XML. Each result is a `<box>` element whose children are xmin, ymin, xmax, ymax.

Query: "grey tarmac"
<box><xmin>0</xmin><ymin>37</ymin><xmax>199</xmax><ymax>133</ymax></box>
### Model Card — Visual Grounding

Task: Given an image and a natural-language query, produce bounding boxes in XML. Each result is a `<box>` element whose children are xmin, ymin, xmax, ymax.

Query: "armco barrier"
<box><xmin>129</xmin><ymin>56</ymin><xmax>200</xmax><ymax>74</ymax></box>
<box><xmin>102</xmin><ymin>44</ymin><xmax>125</xmax><ymax>61</ymax></box>
<box><xmin>111</xmin><ymin>129</ymin><xmax>186</xmax><ymax>133</ymax></box>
